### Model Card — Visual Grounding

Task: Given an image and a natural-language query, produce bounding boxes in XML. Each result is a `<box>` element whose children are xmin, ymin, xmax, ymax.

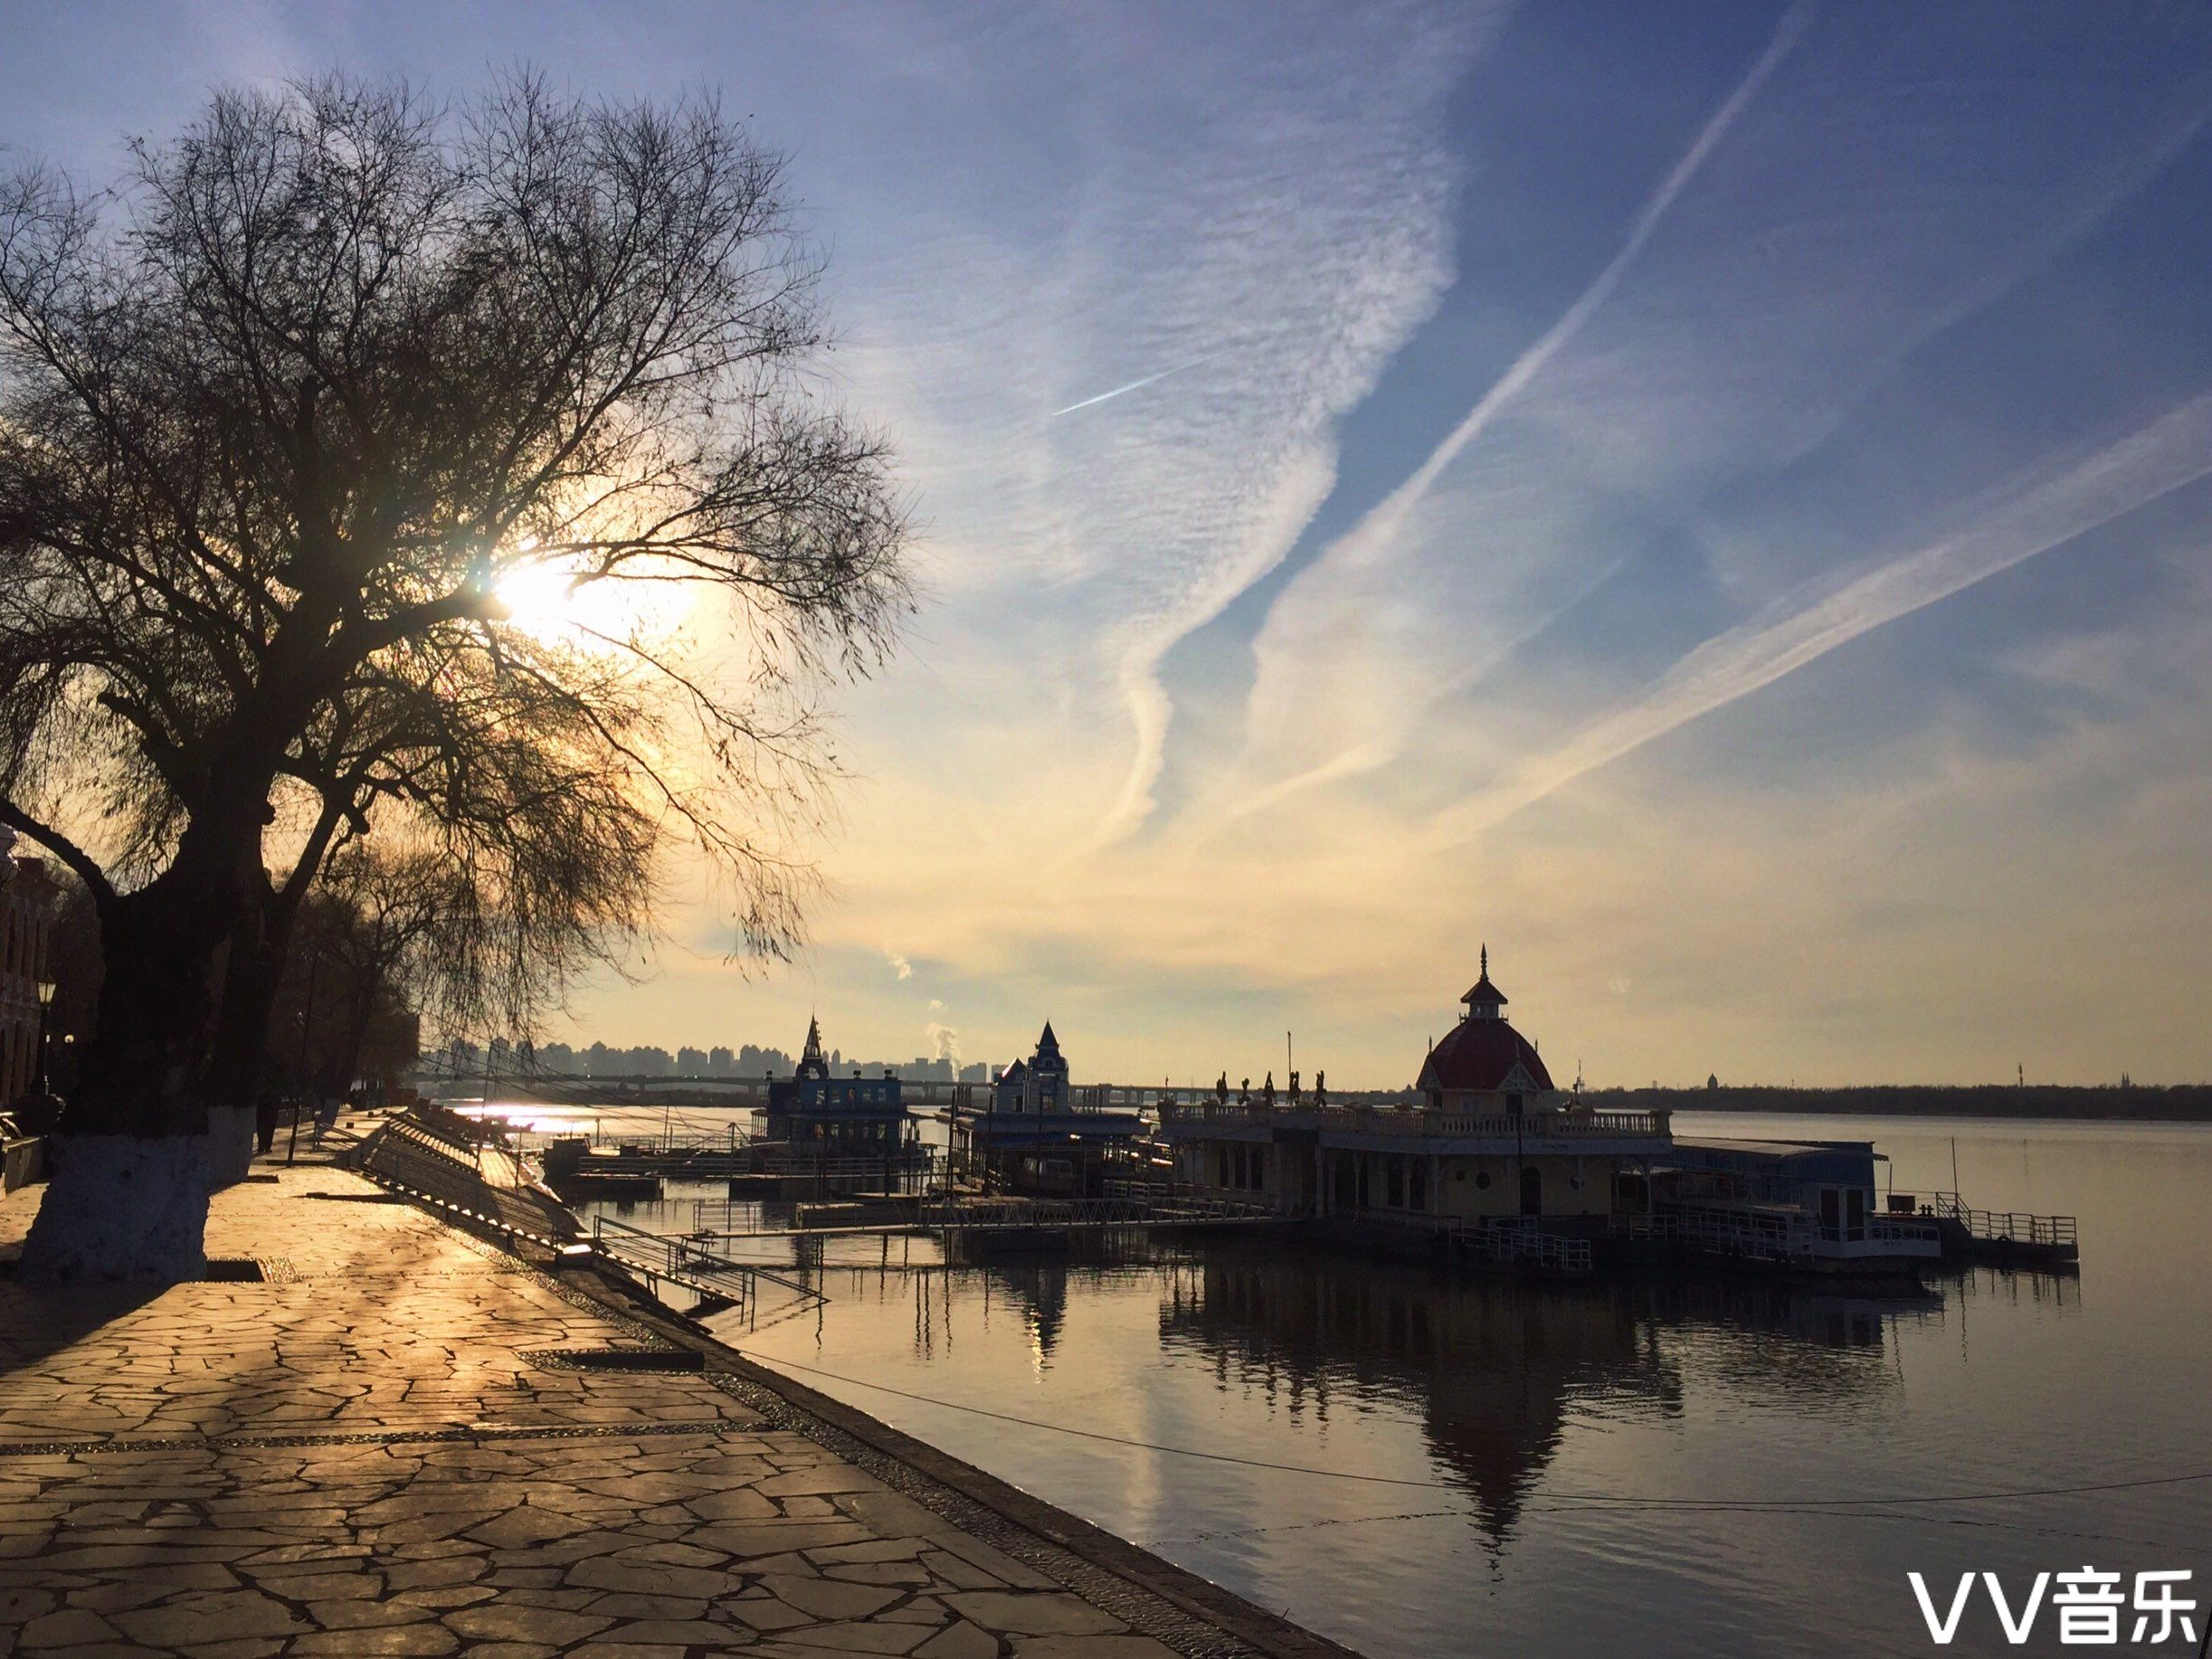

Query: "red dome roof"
<box><xmin>1419</xmin><ymin>1017</ymin><xmax>1553</xmax><ymax>1094</ymax></box>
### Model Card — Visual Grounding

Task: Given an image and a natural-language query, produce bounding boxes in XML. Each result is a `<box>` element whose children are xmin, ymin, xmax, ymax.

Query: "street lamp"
<box><xmin>33</xmin><ymin>976</ymin><xmax>57</xmax><ymax>1096</ymax></box>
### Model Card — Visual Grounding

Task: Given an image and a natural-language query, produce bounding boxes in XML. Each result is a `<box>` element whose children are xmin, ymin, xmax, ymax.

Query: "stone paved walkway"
<box><xmin>0</xmin><ymin>1157</ymin><xmax>1315</xmax><ymax>1659</ymax></box>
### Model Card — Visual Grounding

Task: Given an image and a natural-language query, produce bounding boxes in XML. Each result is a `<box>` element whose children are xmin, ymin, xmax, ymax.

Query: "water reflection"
<box><xmin>1144</xmin><ymin>1247</ymin><xmax>1946</xmax><ymax>1539</ymax></box>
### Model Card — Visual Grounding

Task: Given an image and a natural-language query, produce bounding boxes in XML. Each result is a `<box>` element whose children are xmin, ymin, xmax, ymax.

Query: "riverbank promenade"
<box><xmin>0</xmin><ymin>1154</ymin><xmax>1344</xmax><ymax>1659</ymax></box>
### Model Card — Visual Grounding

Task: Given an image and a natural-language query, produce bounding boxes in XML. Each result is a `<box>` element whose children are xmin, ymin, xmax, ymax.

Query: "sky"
<box><xmin>5</xmin><ymin>1</ymin><xmax>2212</xmax><ymax>1088</ymax></box>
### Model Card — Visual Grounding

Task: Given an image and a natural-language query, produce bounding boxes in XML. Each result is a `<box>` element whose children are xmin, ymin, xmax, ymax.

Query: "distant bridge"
<box><xmin>419</xmin><ymin>1067</ymin><xmax>1420</xmax><ymax>1114</ymax></box>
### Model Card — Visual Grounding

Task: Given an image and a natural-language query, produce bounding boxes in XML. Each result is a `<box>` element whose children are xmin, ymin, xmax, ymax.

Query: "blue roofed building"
<box><xmin>763</xmin><ymin>1016</ymin><xmax>914</xmax><ymax>1164</ymax></box>
<box><xmin>954</xmin><ymin>1022</ymin><xmax>1142</xmax><ymax>1197</ymax></box>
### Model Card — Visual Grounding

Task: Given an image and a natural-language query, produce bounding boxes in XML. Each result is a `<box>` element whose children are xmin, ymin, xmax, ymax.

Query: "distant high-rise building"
<box><xmin>708</xmin><ymin>1046</ymin><xmax>735</xmax><ymax>1076</ymax></box>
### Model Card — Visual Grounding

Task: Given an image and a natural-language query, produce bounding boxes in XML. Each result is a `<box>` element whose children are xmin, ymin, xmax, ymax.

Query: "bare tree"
<box><xmin>267</xmin><ymin>843</ymin><xmax>449</xmax><ymax>1110</ymax></box>
<box><xmin>0</xmin><ymin>76</ymin><xmax>909</xmax><ymax>1275</ymax></box>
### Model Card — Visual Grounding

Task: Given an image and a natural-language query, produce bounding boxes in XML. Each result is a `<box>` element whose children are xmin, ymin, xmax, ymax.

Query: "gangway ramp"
<box><xmin>589</xmin><ymin>1214</ymin><xmax>827</xmax><ymax>1328</ymax></box>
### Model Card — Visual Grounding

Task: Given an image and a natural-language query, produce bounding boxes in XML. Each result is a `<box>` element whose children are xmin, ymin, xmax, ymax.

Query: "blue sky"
<box><xmin>5</xmin><ymin>2</ymin><xmax>2211</xmax><ymax>1086</ymax></box>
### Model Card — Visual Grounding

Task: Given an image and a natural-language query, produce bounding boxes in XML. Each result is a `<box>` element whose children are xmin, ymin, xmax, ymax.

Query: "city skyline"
<box><xmin>5</xmin><ymin>4</ymin><xmax>2212</xmax><ymax>1086</ymax></box>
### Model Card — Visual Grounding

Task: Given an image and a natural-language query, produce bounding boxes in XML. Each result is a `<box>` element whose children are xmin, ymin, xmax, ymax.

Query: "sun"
<box><xmin>493</xmin><ymin>552</ymin><xmax>692</xmax><ymax>650</ymax></box>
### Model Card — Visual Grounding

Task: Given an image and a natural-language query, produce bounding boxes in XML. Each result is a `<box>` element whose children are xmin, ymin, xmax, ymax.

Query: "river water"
<box><xmin>482</xmin><ymin>1105</ymin><xmax>2212</xmax><ymax>1656</ymax></box>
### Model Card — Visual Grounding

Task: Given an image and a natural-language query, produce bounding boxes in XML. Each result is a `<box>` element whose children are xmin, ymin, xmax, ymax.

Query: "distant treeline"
<box><xmin>1587</xmin><ymin>1084</ymin><xmax>2212</xmax><ymax>1123</ymax></box>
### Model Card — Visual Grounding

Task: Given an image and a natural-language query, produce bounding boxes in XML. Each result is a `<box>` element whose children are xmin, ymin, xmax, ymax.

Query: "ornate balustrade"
<box><xmin>1156</xmin><ymin>1100</ymin><xmax>1671</xmax><ymax>1142</ymax></box>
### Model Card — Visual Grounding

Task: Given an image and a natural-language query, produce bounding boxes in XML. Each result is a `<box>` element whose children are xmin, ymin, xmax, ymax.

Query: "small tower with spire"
<box><xmin>1030</xmin><ymin>1020</ymin><xmax>1069</xmax><ymax>1111</ymax></box>
<box><xmin>1461</xmin><ymin>944</ymin><xmax>1509</xmax><ymax>1021</ymax></box>
<box><xmin>795</xmin><ymin>1015</ymin><xmax>830</xmax><ymax>1081</ymax></box>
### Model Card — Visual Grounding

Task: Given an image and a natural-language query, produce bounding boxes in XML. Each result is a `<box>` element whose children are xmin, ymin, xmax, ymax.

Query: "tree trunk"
<box><xmin>19</xmin><ymin>787</ymin><xmax>266</xmax><ymax>1280</ymax></box>
<box><xmin>201</xmin><ymin>891</ymin><xmax>286</xmax><ymax>1187</ymax></box>
<box><xmin>204</xmin><ymin>889</ymin><xmax>286</xmax><ymax>1111</ymax></box>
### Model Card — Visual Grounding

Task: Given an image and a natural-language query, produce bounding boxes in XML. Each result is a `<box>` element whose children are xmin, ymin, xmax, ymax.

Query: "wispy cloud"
<box><xmin>1320</xmin><ymin>0</ymin><xmax>1814</xmax><ymax>583</ymax></box>
<box><xmin>1169</xmin><ymin>4</ymin><xmax>1815</xmax><ymax>838</ymax></box>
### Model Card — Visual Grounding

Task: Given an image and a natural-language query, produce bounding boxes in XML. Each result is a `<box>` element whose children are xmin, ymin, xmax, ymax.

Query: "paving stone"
<box><xmin>384</xmin><ymin>1558</ymin><xmax>489</xmax><ymax>1591</ymax></box>
<box><xmin>577</xmin><ymin>1592</ymin><xmax>713</xmax><ymax>1620</ymax></box>
<box><xmin>257</xmin><ymin>1570</ymin><xmax>384</xmax><ymax>1600</ymax></box>
<box><xmin>836</xmin><ymin>1491</ymin><xmax>962</xmax><ymax>1543</ymax></box>
<box><xmin>927</xmin><ymin>1537</ymin><xmax>1061</xmax><ymax>1593</ymax></box>
<box><xmin>290</xmin><ymin>1627</ymin><xmax>462</xmax><ymax>1656</ymax></box>
<box><xmin>685</xmin><ymin>1488</ymin><xmax>781</xmax><ymax>1522</ymax></box>
<box><xmin>881</xmin><ymin>1598</ymin><xmax>948</xmax><ymax>1625</ymax></box>
<box><xmin>829</xmin><ymin>1561</ymin><xmax>935</xmax><ymax>1588</ymax></box>
<box><xmin>441</xmin><ymin>1604</ymin><xmax>614</xmax><ymax>1645</ymax></box>
<box><xmin>759</xmin><ymin>1572</ymin><xmax>905</xmax><ymax>1621</ymax></box>
<box><xmin>726</xmin><ymin>1596</ymin><xmax>821</xmax><ymax>1633</ymax></box>
<box><xmin>940</xmin><ymin>1593</ymin><xmax>1125</xmax><ymax>1637</ymax></box>
<box><xmin>914</xmin><ymin>1623</ymin><xmax>1001</xmax><ymax>1659</ymax></box>
<box><xmin>304</xmin><ymin>1598</ymin><xmax>441</xmax><ymax>1630</ymax></box>
<box><xmin>565</xmin><ymin>1553</ymin><xmax>734</xmax><ymax>1599</ymax></box>
<box><xmin>689</xmin><ymin>1521</ymin><xmax>871</xmax><ymax>1556</ymax></box>
<box><xmin>774</xmin><ymin>1620</ymin><xmax>935</xmax><ymax>1654</ymax></box>
<box><xmin>110</xmin><ymin>1588</ymin><xmax>312</xmax><ymax>1645</ymax></box>
<box><xmin>18</xmin><ymin>1606</ymin><xmax>124</xmax><ymax>1647</ymax></box>
<box><xmin>808</xmin><ymin>1540</ymin><xmax>930</xmax><ymax>1566</ymax></box>
<box><xmin>0</xmin><ymin>1585</ymin><xmax>57</xmax><ymax>1622</ymax></box>
<box><xmin>499</xmin><ymin>1588</ymin><xmax>605</xmax><ymax>1611</ymax></box>
<box><xmin>468</xmin><ymin>1505</ymin><xmax>599</xmax><ymax>1548</ymax></box>
<box><xmin>592</xmin><ymin>1619</ymin><xmax>753</xmax><ymax>1645</ymax></box>
<box><xmin>393</xmin><ymin>1586</ymin><xmax>498</xmax><ymax>1611</ymax></box>
<box><xmin>1008</xmin><ymin>1639</ymin><xmax>1181</xmax><ymax>1658</ymax></box>
<box><xmin>918</xmin><ymin>1551</ymin><xmax>1009</xmax><ymax>1592</ymax></box>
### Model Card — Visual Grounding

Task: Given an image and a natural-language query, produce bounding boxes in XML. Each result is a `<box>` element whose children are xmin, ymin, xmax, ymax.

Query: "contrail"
<box><xmin>1423</xmin><ymin>392</ymin><xmax>2212</xmax><ymax>848</ymax></box>
<box><xmin>1157</xmin><ymin>1</ymin><xmax>1814</xmax><ymax>846</ymax></box>
<box><xmin>1050</xmin><ymin>353</ymin><xmax>1219</xmax><ymax>419</ymax></box>
<box><xmin>1321</xmin><ymin>0</ymin><xmax>1815</xmax><ymax>573</ymax></box>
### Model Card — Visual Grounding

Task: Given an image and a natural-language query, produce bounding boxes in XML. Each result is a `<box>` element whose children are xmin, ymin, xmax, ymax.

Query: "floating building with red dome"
<box><xmin>1159</xmin><ymin>948</ymin><xmax>1949</xmax><ymax>1275</ymax></box>
<box><xmin>1161</xmin><ymin>949</ymin><xmax>1674</xmax><ymax>1251</ymax></box>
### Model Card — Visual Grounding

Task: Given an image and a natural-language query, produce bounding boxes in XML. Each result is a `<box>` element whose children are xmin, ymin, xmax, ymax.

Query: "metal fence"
<box><xmin>1926</xmin><ymin>1191</ymin><xmax>2078</xmax><ymax>1249</ymax></box>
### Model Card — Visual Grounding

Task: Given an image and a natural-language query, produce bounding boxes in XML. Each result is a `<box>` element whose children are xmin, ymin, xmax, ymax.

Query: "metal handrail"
<box><xmin>1462</xmin><ymin>1219</ymin><xmax>1593</xmax><ymax>1275</ymax></box>
<box><xmin>1926</xmin><ymin>1192</ymin><xmax>2077</xmax><ymax>1247</ymax></box>
<box><xmin>590</xmin><ymin>1213</ymin><xmax>826</xmax><ymax>1311</ymax></box>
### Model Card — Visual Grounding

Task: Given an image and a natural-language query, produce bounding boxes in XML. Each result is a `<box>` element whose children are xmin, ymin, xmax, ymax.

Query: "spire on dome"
<box><xmin>1461</xmin><ymin>945</ymin><xmax>1509</xmax><ymax>1019</ymax></box>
